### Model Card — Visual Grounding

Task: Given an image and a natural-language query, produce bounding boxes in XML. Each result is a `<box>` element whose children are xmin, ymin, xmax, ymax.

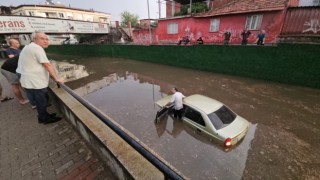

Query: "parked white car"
<box><xmin>155</xmin><ymin>94</ymin><xmax>249</xmax><ymax>148</ymax></box>
<box><xmin>62</xmin><ymin>39</ymin><xmax>79</xmax><ymax>45</ymax></box>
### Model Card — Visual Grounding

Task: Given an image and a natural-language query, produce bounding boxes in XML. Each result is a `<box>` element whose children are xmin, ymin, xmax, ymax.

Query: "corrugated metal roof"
<box><xmin>281</xmin><ymin>7</ymin><xmax>320</xmax><ymax>36</ymax></box>
<box><xmin>196</xmin><ymin>0</ymin><xmax>288</xmax><ymax>17</ymax></box>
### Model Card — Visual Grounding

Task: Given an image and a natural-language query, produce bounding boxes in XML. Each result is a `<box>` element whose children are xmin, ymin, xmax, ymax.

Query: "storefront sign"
<box><xmin>0</xmin><ymin>15</ymin><xmax>109</xmax><ymax>34</ymax></box>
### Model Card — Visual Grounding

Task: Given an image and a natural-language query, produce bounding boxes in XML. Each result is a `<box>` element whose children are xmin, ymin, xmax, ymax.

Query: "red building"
<box><xmin>158</xmin><ymin>0</ymin><xmax>299</xmax><ymax>44</ymax></box>
<box><xmin>133</xmin><ymin>0</ymin><xmax>300</xmax><ymax>45</ymax></box>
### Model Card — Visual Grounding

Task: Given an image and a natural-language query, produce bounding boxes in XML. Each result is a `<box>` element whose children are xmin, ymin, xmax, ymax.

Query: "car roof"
<box><xmin>184</xmin><ymin>94</ymin><xmax>223</xmax><ymax>114</ymax></box>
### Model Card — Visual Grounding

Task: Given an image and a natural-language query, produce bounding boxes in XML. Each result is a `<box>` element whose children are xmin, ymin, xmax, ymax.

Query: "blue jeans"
<box><xmin>25</xmin><ymin>88</ymin><xmax>50</xmax><ymax>120</ymax></box>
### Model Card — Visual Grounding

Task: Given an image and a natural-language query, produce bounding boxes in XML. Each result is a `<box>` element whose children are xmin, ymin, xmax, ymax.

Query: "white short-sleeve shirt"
<box><xmin>170</xmin><ymin>92</ymin><xmax>185</xmax><ymax>110</ymax></box>
<box><xmin>19</xmin><ymin>42</ymin><xmax>50</xmax><ymax>89</ymax></box>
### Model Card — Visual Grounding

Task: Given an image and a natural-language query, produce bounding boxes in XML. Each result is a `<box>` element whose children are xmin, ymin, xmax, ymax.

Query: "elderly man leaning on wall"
<box><xmin>18</xmin><ymin>31</ymin><xmax>64</xmax><ymax>124</ymax></box>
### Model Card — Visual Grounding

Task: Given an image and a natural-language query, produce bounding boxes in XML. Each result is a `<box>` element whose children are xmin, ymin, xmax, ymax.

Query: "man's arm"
<box><xmin>5</xmin><ymin>49</ymin><xmax>14</xmax><ymax>58</ymax></box>
<box><xmin>165</xmin><ymin>95</ymin><xmax>176</xmax><ymax>107</ymax></box>
<box><xmin>165</xmin><ymin>102</ymin><xmax>172</xmax><ymax>107</ymax></box>
<box><xmin>43</xmin><ymin>63</ymin><xmax>64</xmax><ymax>83</ymax></box>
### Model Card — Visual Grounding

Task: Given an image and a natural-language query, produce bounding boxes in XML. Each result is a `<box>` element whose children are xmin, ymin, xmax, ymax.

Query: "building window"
<box><xmin>78</xmin><ymin>14</ymin><xmax>83</xmax><ymax>20</ymax></box>
<box><xmin>28</xmin><ymin>11</ymin><xmax>35</xmax><ymax>16</ymax></box>
<box><xmin>209</xmin><ymin>18</ymin><xmax>220</xmax><ymax>32</ymax></box>
<box><xmin>86</xmin><ymin>16</ymin><xmax>93</xmax><ymax>22</ymax></box>
<box><xmin>99</xmin><ymin>18</ymin><xmax>107</xmax><ymax>22</ymax></box>
<box><xmin>246</xmin><ymin>14</ymin><xmax>263</xmax><ymax>30</ymax></box>
<box><xmin>313</xmin><ymin>0</ymin><xmax>320</xmax><ymax>6</ymax></box>
<box><xmin>66</xmin><ymin>13</ymin><xmax>73</xmax><ymax>19</ymax></box>
<box><xmin>58</xmin><ymin>13</ymin><xmax>64</xmax><ymax>18</ymax></box>
<box><xmin>167</xmin><ymin>23</ymin><xmax>178</xmax><ymax>34</ymax></box>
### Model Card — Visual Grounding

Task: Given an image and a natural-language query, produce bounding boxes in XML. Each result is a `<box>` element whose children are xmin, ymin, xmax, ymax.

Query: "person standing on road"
<box><xmin>18</xmin><ymin>31</ymin><xmax>64</xmax><ymax>124</ymax></box>
<box><xmin>165</xmin><ymin>87</ymin><xmax>186</xmax><ymax>119</ymax></box>
<box><xmin>256</xmin><ymin>30</ymin><xmax>266</xmax><ymax>46</ymax></box>
<box><xmin>4</xmin><ymin>38</ymin><xmax>35</xmax><ymax>106</ymax></box>
<box><xmin>241</xmin><ymin>28</ymin><xmax>251</xmax><ymax>45</ymax></box>
<box><xmin>0</xmin><ymin>38</ymin><xmax>24</xmax><ymax>103</ymax></box>
<box><xmin>224</xmin><ymin>29</ymin><xmax>232</xmax><ymax>45</ymax></box>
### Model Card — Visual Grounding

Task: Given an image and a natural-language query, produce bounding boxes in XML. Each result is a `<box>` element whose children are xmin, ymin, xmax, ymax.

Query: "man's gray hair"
<box><xmin>31</xmin><ymin>31</ymin><xmax>44</xmax><ymax>41</ymax></box>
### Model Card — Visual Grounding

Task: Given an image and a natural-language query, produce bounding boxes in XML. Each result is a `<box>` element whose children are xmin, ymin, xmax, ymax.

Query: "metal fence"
<box><xmin>281</xmin><ymin>6</ymin><xmax>320</xmax><ymax>37</ymax></box>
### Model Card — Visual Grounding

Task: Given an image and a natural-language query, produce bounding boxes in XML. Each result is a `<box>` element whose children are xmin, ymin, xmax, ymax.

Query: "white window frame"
<box><xmin>209</xmin><ymin>18</ymin><xmax>220</xmax><ymax>32</ymax></box>
<box><xmin>313</xmin><ymin>0</ymin><xmax>320</xmax><ymax>6</ymax></box>
<box><xmin>167</xmin><ymin>23</ymin><xmax>178</xmax><ymax>34</ymax></box>
<box><xmin>246</xmin><ymin>14</ymin><xmax>263</xmax><ymax>30</ymax></box>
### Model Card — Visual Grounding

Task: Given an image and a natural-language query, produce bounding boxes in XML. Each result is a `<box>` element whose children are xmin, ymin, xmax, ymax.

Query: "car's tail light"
<box><xmin>224</xmin><ymin>138</ymin><xmax>232</xmax><ymax>148</ymax></box>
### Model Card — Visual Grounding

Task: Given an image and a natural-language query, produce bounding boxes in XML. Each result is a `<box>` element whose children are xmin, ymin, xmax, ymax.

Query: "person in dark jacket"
<box><xmin>241</xmin><ymin>28</ymin><xmax>251</xmax><ymax>45</ymax></box>
<box><xmin>5</xmin><ymin>39</ymin><xmax>21</xmax><ymax>58</ymax></box>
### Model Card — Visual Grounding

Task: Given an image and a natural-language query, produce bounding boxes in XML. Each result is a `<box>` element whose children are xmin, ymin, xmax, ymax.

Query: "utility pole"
<box><xmin>147</xmin><ymin>0</ymin><xmax>152</xmax><ymax>45</ymax></box>
<box><xmin>158</xmin><ymin>0</ymin><xmax>161</xmax><ymax>19</ymax></box>
<box><xmin>190</xmin><ymin>0</ymin><xmax>192</xmax><ymax>15</ymax></box>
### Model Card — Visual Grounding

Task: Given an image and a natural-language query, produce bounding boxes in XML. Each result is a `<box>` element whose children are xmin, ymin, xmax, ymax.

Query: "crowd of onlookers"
<box><xmin>0</xmin><ymin>32</ymin><xmax>64</xmax><ymax>124</ymax></box>
<box><xmin>177</xmin><ymin>28</ymin><xmax>266</xmax><ymax>46</ymax></box>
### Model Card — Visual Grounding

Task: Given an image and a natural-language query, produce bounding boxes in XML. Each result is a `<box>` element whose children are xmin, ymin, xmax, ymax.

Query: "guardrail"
<box><xmin>56</xmin><ymin>82</ymin><xmax>184</xmax><ymax>180</ymax></box>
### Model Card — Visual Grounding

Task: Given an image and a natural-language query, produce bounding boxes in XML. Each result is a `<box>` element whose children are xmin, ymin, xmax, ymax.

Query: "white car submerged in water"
<box><xmin>155</xmin><ymin>94</ymin><xmax>249</xmax><ymax>148</ymax></box>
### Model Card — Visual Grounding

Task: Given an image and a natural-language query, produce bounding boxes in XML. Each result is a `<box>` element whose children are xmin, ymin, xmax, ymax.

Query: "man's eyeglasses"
<box><xmin>38</xmin><ymin>37</ymin><xmax>49</xmax><ymax>41</ymax></box>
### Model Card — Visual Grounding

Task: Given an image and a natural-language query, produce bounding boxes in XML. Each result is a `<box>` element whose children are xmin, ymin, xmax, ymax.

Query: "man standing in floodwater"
<box><xmin>166</xmin><ymin>87</ymin><xmax>186</xmax><ymax>119</ymax></box>
<box><xmin>18</xmin><ymin>31</ymin><xmax>64</xmax><ymax>124</ymax></box>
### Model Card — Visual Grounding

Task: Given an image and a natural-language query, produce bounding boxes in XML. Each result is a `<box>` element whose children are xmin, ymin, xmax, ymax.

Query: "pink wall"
<box><xmin>154</xmin><ymin>10</ymin><xmax>285</xmax><ymax>44</ymax></box>
<box><xmin>132</xmin><ymin>28</ymin><xmax>158</xmax><ymax>45</ymax></box>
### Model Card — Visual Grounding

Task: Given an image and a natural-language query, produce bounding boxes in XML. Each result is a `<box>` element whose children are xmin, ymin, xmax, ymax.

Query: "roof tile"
<box><xmin>197</xmin><ymin>0</ymin><xmax>289</xmax><ymax>17</ymax></box>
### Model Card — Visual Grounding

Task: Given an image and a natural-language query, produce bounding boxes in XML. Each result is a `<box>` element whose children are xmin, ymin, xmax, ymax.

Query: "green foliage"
<box><xmin>47</xmin><ymin>44</ymin><xmax>320</xmax><ymax>89</ymax></box>
<box><xmin>192</xmin><ymin>2</ymin><xmax>209</xmax><ymax>13</ymax></box>
<box><xmin>152</xmin><ymin>20</ymin><xmax>158</xmax><ymax>27</ymax></box>
<box><xmin>120</xmin><ymin>11</ymin><xmax>139</xmax><ymax>27</ymax></box>
<box><xmin>174</xmin><ymin>2</ymin><xmax>209</xmax><ymax>16</ymax></box>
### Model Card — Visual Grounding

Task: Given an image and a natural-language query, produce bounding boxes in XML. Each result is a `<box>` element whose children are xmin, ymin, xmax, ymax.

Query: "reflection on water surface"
<box><xmin>61</xmin><ymin>64</ymin><xmax>256</xmax><ymax>179</ymax></box>
<box><xmin>51</xmin><ymin>55</ymin><xmax>320</xmax><ymax>179</ymax></box>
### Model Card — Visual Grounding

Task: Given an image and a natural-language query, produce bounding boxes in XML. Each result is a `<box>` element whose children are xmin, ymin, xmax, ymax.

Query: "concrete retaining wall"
<box><xmin>49</xmin><ymin>81</ymin><xmax>167</xmax><ymax>180</ymax></box>
<box><xmin>47</xmin><ymin>44</ymin><xmax>320</xmax><ymax>89</ymax></box>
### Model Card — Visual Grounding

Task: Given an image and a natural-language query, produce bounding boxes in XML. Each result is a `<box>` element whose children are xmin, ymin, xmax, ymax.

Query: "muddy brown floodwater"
<box><xmin>50</xmin><ymin>54</ymin><xmax>320</xmax><ymax>180</ymax></box>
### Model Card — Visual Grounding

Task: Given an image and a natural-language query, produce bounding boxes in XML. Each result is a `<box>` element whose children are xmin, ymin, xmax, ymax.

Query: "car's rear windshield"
<box><xmin>208</xmin><ymin>105</ymin><xmax>236</xmax><ymax>130</ymax></box>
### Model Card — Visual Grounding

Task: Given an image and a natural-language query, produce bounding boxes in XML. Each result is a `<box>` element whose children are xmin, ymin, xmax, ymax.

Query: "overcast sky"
<box><xmin>0</xmin><ymin>0</ymin><xmax>167</xmax><ymax>21</ymax></box>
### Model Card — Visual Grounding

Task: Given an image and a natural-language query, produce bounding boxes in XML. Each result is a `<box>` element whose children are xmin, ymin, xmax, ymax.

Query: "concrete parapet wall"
<box><xmin>49</xmin><ymin>82</ymin><xmax>165</xmax><ymax>179</ymax></box>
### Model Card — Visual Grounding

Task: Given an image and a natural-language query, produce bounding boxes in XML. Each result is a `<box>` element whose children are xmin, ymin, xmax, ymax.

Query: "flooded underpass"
<box><xmin>50</xmin><ymin>54</ymin><xmax>320</xmax><ymax>179</ymax></box>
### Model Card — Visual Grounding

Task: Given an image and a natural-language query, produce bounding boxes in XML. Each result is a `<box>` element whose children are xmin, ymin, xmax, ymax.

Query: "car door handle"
<box><xmin>196</xmin><ymin>128</ymin><xmax>202</xmax><ymax>133</ymax></box>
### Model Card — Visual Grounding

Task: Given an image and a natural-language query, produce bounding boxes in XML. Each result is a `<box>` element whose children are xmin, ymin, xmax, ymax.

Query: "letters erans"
<box><xmin>0</xmin><ymin>21</ymin><xmax>25</xmax><ymax>28</ymax></box>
